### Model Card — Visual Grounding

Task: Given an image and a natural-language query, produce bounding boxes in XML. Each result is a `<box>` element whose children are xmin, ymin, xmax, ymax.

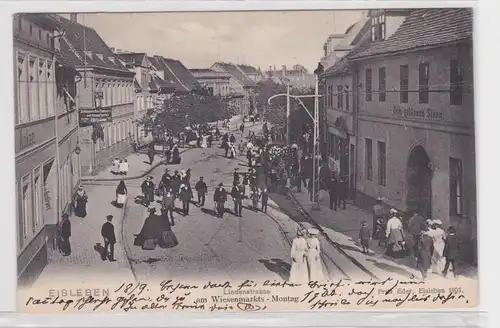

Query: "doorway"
<box><xmin>406</xmin><ymin>145</ymin><xmax>433</xmax><ymax>218</ymax></box>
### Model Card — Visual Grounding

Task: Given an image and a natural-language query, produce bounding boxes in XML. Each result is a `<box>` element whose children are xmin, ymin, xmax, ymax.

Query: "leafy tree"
<box><xmin>136</xmin><ymin>90</ymin><xmax>238</xmax><ymax>141</ymax></box>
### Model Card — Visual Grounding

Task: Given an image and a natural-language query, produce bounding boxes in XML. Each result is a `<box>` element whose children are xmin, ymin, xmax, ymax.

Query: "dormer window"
<box><xmin>371</xmin><ymin>14</ymin><xmax>386</xmax><ymax>41</ymax></box>
<box><xmin>108</xmin><ymin>57</ymin><xmax>115</xmax><ymax>64</ymax></box>
<box><xmin>96</xmin><ymin>53</ymin><xmax>104</xmax><ymax>61</ymax></box>
<box><xmin>84</xmin><ymin>51</ymin><xmax>93</xmax><ymax>60</ymax></box>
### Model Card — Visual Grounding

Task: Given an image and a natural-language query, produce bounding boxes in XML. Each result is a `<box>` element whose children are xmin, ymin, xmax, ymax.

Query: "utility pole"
<box><xmin>312</xmin><ymin>73</ymin><xmax>320</xmax><ymax>210</ymax></box>
<box><xmin>286</xmin><ymin>82</ymin><xmax>290</xmax><ymax>146</ymax></box>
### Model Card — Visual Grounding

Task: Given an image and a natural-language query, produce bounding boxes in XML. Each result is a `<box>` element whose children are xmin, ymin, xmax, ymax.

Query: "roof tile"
<box><xmin>348</xmin><ymin>8</ymin><xmax>472</xmax><ymax>60</ymax></box>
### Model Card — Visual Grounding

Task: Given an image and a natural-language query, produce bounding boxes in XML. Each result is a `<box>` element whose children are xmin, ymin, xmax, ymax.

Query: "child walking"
<box><xmin>358</xmin><ymin>221</ymin><xmax>371</xmax><ymax>254</ymax></box>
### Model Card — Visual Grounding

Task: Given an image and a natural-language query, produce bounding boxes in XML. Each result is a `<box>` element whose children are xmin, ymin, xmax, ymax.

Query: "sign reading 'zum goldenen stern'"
<box><xmin>78</xmin><ymin>108</ymin><xmax>113</xmax><ymax>125</ymax></box>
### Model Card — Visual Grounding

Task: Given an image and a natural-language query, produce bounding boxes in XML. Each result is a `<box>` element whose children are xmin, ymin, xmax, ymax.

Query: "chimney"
<box><xmin>70</xmin><ymin>13</ymin><xmax>77</xmax><ymax>22</ymax></box>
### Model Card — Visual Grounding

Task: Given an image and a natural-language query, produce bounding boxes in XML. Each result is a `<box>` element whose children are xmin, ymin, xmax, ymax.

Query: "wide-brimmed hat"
<box><xmin>389</xmin><ymin>208</ymin><xmax>398</xmax><ymax>214</ymax></box>
<box><xmin>180</xmin><ymin>184</ymin><xmax>186</xmax><ymax>188</ymax></box>
<box><xmin>307</xmin><ymin>228</ymin><xmax>320</xmax><ymax>236</ymax></box>
<box><xmin>376</xmin><ymin>197</ymin><xmax>383</xmax><ymax>201</ymax></box>
<box><xmin>433</xmin><ymin>219</ymin><xmax>443</xmax><ymax>225</ymax></box>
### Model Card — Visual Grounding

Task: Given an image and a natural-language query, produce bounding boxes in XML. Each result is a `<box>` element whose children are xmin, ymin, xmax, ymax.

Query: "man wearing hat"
<box><xmin>179</xmin><ymin>184</ymin><xmax>192</xmax><ymax>216</ymax></box>
<box><xmin>101</xmin><ymin>215</ymin><xmax>116</xmax><ymax>262</ymax></box>
<box><xmin>195</xmin><ymin>177</ymin><xmax>208</xmax><ymax>206</ymax></box>
<box><xmin>408</xmin><ymin>211</ymin><xmax>426</xmax><ymax>256</ymax></box>
<box><xmin>141</xmin><ymin>176</ymin><xmax>155</xmax><ymax>206</ymax></box>
<box><xmin>214</xmin><ymin>183</ymin><xmax>227</xmax><ymax>218</ymax></box>
<box><xmin>58</xmin><ymin>213</ymin><xmax>71</xmax><ymax>256</ymax></box>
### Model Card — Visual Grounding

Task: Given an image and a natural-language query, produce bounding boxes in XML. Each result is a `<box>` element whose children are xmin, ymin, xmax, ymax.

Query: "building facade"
<box><xmin>266</xmin><ymin>65</ymin><xmax>315</xmax><ymax>89</ymax></box>
<box><xmin>211</xmin><ymin>62</ymin><xmax>258</xmax><ymax>115</ymax></box>
<box><xmin>117</xmin><ymin>52</ymin><xmax>175</xmax><ymax>146</ymax></box>
<box><xmin>237</xmin><ymin>64</ymin><xmax>264</xmax><ymax>83</ymax></box>
<box><xmin>322</xmin><ymin>58</ymin><xmax>356</xmax><ymax>193</ymax></box>
<box><xmin>55</xmin><ymin>14</ymin><xmax>136</xmax><ymax>175</ymax></box>
<box><xmin>348</xmin><ymin>9</ymin><xmax>475</xmax><ymax>254</ymax></box>
<box><xmin>189</xmin><ymin>69</ymin><xmax>232</xmax><ymax>97</ymax></box>
<box><xmin>14</xmin><ymin>14</ymin><xmax>81</xmax><ymax>285</ymax></box>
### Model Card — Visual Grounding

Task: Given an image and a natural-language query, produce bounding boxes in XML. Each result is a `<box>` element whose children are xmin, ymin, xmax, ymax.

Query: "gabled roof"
<box><xmin>55</xmin><ymin>15</ymin><xmax>131</xmax><ymax>74</ymax></box>
<box><xmin>118</xmin><ymin>53</ymin><xmax>147</xmax><ymax>67</ymax></box>
<box><xmin>323</xmin><ymin>57</ymin><xmax>350</xmax><ymax>76</ymax></box>
<box><xmin>237</xmin><ymin>64</ymin><xmax>259</xmax><ymax>74</ymax></box>
<box><xmin>213</xmin><ymin>62</ymin><xmax>257</xmax><ymax>87</ymax></box>
<box><xmin>134</xmin><ymin>79</ymin><xmax>142</xmax><ymax>92</ymax></box>
<box><xmin>190</xmin><ymin>69</ymin><xmax>214</xmax><ymax>74</ymax></box>
<box><xmin>348</xmin><ymin>8</ymin><xmax>473</xmax><ymax>60</ymax></box>
<box><xmin>152</xmin><ymin>56</ymin><xmax>200</xmax><ymax>93</ymax></box>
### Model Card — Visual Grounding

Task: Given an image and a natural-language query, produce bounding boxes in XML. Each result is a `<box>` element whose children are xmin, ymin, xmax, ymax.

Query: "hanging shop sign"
<box><xmin>79</xmin><ymin>108</ymin><xmax>112</xmax><ymax>126</ymax></box>
<box><xmin>392</xmin><ymin>105</ymin><xmax>444</xmax><ymax>121</ymax></box>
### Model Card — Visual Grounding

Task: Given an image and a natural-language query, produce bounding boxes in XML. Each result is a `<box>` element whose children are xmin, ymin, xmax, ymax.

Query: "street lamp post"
<box><xmin>268</xmin><ymin>63</ymin><xmax>323</xmax><ymax>211</ymax></box>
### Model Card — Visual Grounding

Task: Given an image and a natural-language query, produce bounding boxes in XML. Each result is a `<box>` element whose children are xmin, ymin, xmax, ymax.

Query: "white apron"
<box><xmin>117</xmin><ymin>193</ymin><xmax>127</xmax><ymax>204</ymax></box>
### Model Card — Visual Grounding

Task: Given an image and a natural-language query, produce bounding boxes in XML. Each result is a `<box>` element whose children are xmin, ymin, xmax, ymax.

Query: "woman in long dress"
<box><xmin>306</xmin><ymin>229</ymin><xmax>325</xmax><ymax>281</ymax></box>
<box><xmin>289</xmin><ymin>228</ymin><xmax>309</xmax><ymax>283</ymax></box>
<box><xmin>429</xmin><ymin>219</ymin><xmax>446</xmax><ymax>274</ymax></box>
<box><xmin>116</xmin><ymin>180</ymin><xmax>127</xmax><ymax>208</ymax></box>
<box><xmin>417</xmin><ymin>222</ymin><xmax>434</xmax><ymax>280</ymax></box>
<box><xmin>385</xmin><ymin>209</ymin><xmax>405</xmax><ymax>258</ymax></box>
<box><xmin>73</xmin><ymin>185</ymin><xmax>88</xmax><ymax>218</ymax></box>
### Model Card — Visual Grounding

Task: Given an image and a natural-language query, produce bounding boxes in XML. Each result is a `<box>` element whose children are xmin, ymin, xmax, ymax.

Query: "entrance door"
<box><xmin>406</xmin><ymin>145</ymin><xmax>433</xmax><ymax>217</ymax></box>
<box><xmin>339</xmin><ymin>138</ymin><xmax>349</xmax><ymax>178</ymax></box>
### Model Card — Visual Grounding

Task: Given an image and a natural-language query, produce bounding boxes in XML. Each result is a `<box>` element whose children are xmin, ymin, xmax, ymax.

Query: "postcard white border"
<box><xmin>0</xmin><ymin>0</ymin><xmax>496</xmax><ymax>326</ymax></box>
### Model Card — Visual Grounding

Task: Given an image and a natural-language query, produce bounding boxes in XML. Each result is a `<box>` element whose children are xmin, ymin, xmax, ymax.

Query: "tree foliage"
<box><xmin>136</xmin><ymin>89</ymin><xmax>239</xmax><ymax>140</ymax></box>
<box><xmin>255</xmin><ymin>79</ymin><xmax>316</xmax><ymax>143</ymax></box>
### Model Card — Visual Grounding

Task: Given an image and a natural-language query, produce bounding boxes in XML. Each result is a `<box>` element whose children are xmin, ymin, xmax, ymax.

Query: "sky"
<box><xmin>75</xmin><ymin>11</ymin><xmax>364</xmax><ymax>72</ymax></box>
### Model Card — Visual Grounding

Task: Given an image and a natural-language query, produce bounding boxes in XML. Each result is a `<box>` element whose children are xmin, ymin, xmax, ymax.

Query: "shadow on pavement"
<box><xmin>365</xmin><ymin>258</ymin><xmax>416</xmax><ymax>277</ymax></box>
<box><xmin>267</xmin><ymin>191</ymin><xmax>311</xmax><ymax>225</ymax></box>
<box><xmin>259</xmin><ymin>258</ymin><xmax>291</xmax><ymax>280</ymax></box>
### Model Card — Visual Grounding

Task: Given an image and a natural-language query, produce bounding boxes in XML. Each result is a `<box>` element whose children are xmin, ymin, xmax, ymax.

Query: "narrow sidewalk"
<box><xmin>289</xmin><ymin>188</ymin><xmax>478</xmax><ymax>281</ymax></box>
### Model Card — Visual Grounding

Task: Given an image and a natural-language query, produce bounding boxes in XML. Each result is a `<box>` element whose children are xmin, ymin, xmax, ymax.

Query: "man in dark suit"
<box><xmin>214</xmin><ymin>183</ymin><xmax>227</xmax><ymax>218</ymax></box>
<box><xmin>231</xmin><ymin>182</ymin><xmax>244</xmax><ymax>217</ymax></box>
<box><xmin>442</xmin><ymin>226</ymin><xmax>460</xmax><ymax>278</ymax></box>
<box><xmin>101</xmin><ymin>215</ymin><xmax>116</xmax><ymax>262</ymax></box>
<box><xmin>328</xmin><ymin>177</ymin><xmax>339</xmax><ymax>211</ymax></box>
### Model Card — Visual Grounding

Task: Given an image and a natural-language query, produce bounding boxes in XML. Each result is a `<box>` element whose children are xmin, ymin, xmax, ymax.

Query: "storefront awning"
<box><xmin>328</xmin><ymin>125</ymin><xmax>347</xmax><ymax>139</ymax></box>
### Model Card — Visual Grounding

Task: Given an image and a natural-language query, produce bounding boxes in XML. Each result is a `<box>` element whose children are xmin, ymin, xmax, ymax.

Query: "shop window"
<box><xmin>42</xmin><ymin>159</ymin><xmax>54</xmax><ymax>212</ymax></box>
<box><xmin>28</xmin><ymin>56</ymin><xmax>38</xmax><ymax>121</ymax></box>
<box><xmin>33</xmin><ymin>168</ymin><xmax>42</xmax><ymax>231</ymax></box>
<box><xmin>46</xmin><ymin>60</ymin><xmax>54</xmax><ymax>116</ymax></box>
<box><xmin>377</xmin><ymin>141</ymin><xmax>386</xmax><ymax>186</ymax></box>
<box><xmin>400</xmin><ymin>65</ymin><xmax>409</xmax><ymax>103</ymax></box>
<box><xmin>21</xmin><ymin>174</ymin><xmax>32</xmax><ymax>244</ymax></box>
<box><xmin>365</xmin><ymin>138</ymin><xmax>372</xmax><ymax>181</ymax></box>
<box><xmin>17</xmin><ymin>52</ymin><xmax>29</xmax><ymax>124</ymax></box>
<box><xmin>378</xmin><ymin>67</ymin><xmax>386</xmax><ymax>102</ymax></box>
<box><xmin>365</xmin><ymin>69</ymin><xmax>372</xmax><ymax>101</ymax></box>
<box><xmin>337</xmin><ymin>86</ymin><xmax>343</xmax><ymax>108</ymax></box>
<box><xmin>449</xmin><ymin>157</ymin><xmax>463</xmax><ymax>215</ymax></box>
<box><xmin>38</xmin><ymin>59</ymin><xmax>47</xmax><ymax>118</ymax></box>
<box><xmin>450</xmin><ymin>59</ymin><xmax>463</xmax><ymax>105</ymax></box>
<box><xmin>419</xmin><ymin>63</ymin><xmax>430</xmax><ymax>104</ymax></box>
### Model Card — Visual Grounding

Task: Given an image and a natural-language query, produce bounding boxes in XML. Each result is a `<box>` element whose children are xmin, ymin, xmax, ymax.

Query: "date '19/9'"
<box><xmin>115</xmin><ymin>283</ymin><xmax>148</xmax><ymax>296</ymax></box>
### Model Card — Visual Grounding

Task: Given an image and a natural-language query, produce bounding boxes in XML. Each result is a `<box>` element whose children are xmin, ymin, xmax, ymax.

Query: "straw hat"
<box><xmin>307</xmin><ymin>228</ymin><xmax>320</xmax><ymax>236</ymax></box>
<box><xmin>389</xmin><ymin>208</ymin><xmax>398</xmax><ymax>214</ymax></box>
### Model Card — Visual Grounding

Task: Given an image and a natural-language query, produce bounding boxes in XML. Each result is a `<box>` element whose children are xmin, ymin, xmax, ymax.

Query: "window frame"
<box><xmin>418</xmin><ymin>62</ymin><xmax>430</xmax><ymax>104</ymax></box>
<box><xmin>365</xmin><ymin>138</ymin><xmax>373</xmax><ymax>181</ymax></box>
<box><xmin>450</xmin><ymin>59</ymin><xmax>463</xmax><ymax>105</ymax></box>
<box><xmin>377</xmin><ymin>141</ymin><xmax>386</xmax><ymax>186</ymax></box>
<box><xmin>378</xmin><ymin>67</ymin><xmax>386</xmax><ymax>102</ymax></box>
<box><xmin>337</xmin><ymin>85</ymin><xmax>343</xmax><ymax>109</ymax></box>
<box><xmin>449</xmin><ymin>157</ymin><xmax>463</xmax><ymax>216</ymax></box>
<box><xmin>365</xmin><ymin>68</ymin><xmax>372</xmax><ymax>101</ymax></box>
<box><xmin>400</xmin><ymin>64</ymin><xmax>409</xmax><ymax>103</ymax></box>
